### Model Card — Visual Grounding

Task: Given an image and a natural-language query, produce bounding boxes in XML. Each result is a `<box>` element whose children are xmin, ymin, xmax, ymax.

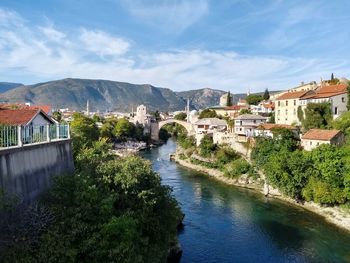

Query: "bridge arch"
<box><xmin>151</xmin><ymin>119</ymin><xmax>194</xmax><ymax>141</ymax></box>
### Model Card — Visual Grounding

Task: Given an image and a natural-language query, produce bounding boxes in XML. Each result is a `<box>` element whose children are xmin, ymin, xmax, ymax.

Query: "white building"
<box><xmin>234</xmin><ymin>114</ymin><xmax>267</xmax><ymax>140</ymax></box>
<box><xmin>301</xmin><ymin>129</ymin><xmax>345</xmax><ymax>151</ymax></box>
<box><xmin>254</xmin><ymin>123</ymin><xmax>298</xmax><ymax>138</ymax></box>
<box><xmin>299</xmin><ymin>84</ymin><xmax>348</xmax><ymax>119</ymax></box>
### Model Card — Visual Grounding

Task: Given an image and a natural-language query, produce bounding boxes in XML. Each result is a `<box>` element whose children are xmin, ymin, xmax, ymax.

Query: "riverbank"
<box><xmin>173</xmin><ymin>150</ymin><xmax>350</xmax><ymax>233</ymax></box>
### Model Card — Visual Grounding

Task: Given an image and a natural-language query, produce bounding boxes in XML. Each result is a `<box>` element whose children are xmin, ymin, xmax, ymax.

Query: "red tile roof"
<box><xmin>257</xmin><ymin>123</ymin><xmax>297</xmax><ymax>130</ymax></box>
<box><xmin>302</xmin><ymin>129</ymin><xmax>342</xmax><ymax>141</ymax></box>
<box><xmin>301</xmin><ymin>84</ymin><xmax>348</xmax><ymax>100</ymax></box>
<box><xmin>0</xmin><ymin>104</ymin><xmax>52</xmax><ymax>114</ymax></box>
<box><xmin>276</xmin><ymin>90</ymin><xmax>309</xmax><ymax>100</ymax></box>
<box><xmin>0</xmin><ymin>108</ymin><xmax>54</xmax><ymax>125</ymax></box>
<box><xmin>225</xmin><ymin>105</ymin><xmax>248</xmax><ymax>111</ymax></box>
<box><xmin>0</xmin><ymin>109</ymin><xmax>40</xmax><ymax>125</ymax></box>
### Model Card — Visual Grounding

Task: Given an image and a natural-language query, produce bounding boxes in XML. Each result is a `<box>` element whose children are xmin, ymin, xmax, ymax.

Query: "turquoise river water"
<box><xmin>141</xmin><ymin>139</ymin><xmax>350</xmax><ymax>263</ymax></box>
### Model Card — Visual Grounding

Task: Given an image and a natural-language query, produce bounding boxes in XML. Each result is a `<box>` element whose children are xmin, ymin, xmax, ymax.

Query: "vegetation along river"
<box><xmin>142</xmin><ymin>139</ymin><xmax>350</xmax><ymax>263</ymax></box>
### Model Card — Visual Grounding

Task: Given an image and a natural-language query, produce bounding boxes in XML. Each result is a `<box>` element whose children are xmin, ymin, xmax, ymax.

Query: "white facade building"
<box><xmin>234</xmin><ymin>114</ymin><xmax>267</xmax><ymax>139</ymax></box>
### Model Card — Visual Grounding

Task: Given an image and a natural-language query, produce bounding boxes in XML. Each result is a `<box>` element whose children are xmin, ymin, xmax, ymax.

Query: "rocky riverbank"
<box><xmin>174</xmin><ymin>150</ymin><xmax>350</xmax><ymax>233</ymax></box>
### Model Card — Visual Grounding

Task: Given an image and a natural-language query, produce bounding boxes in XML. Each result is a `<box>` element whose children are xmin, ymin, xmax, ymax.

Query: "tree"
<box><xmin>114</xmin><ymin>118</ymin><xmax>135</xmax><ymax>139</ymax></box>
<box><xmin>70</xmin><ymin>113</ymin><xmax>99</xmax><ymax>154</ymax></box>
<box><xmin>245</xmin><ymin>94</ymin><xmax>263</xmax><ymax>105</ymax></box>
<box><xmin>331</xmin><ymin>73</ymin><xmax>334</xmax><ymax>80</ymax></box>
<box><xmin>52</xmin><ymin>111</ymin><xmax>62</xmax><ymax>122</ymax></box>
<box><xmin>100</xmin><ymin>117</ymin><xmax>118</xmax><ymax>140</ymax></box>
<box><xmin>226</xmin><ymin>91</ymin><xmax>232</xmax><ymax>106</ymax></box>
<box><xmin>263</xmin><ymin>88</ymin><xmax>270</xmax><ymax>101</ymax></box>
<box><xmin>151</xmin><ymin>110</ymin><xmax>161</xmax><ymax>121</ymax></box>
<box><xmin>199</xmin><ymin>109</ymin><xmax>218</xmax><ymax>119</ymax></box>
<box><xmin>199</xmin><ymin>135</ymin><xmax>217</xmax><ymax>157</ymax></box>
<box><xmin>332</xmin><ymin>111</ymin><xmax>350</xmax><ymax>137</ymax></box>
<box><xmin>302</xmin><ymin>102</ymin><xmax>332</xmax><ymax>130</ymax></box>
<box><xmin>239</xmin><ymin>109</ymin><xmax>251</xmax><ymax>115</ymax></box>
<box><xmin>174</xmin><ymin>112</ymin><xmax>187</xmax><ymax>121</ymax></box>
<box><xmin>297</xmin><ymin>106</ymin><xmax>304</xmax><ymax>123</ymax></box>
<box><xmin>347</xmin><ymin>85</ymin><xmax>350</xmax><ymax>110</ymax></box>
<box><xmin>2</xmin><ymin>133</ymin><xmax>182</xmax><ymax>263</ymax></box>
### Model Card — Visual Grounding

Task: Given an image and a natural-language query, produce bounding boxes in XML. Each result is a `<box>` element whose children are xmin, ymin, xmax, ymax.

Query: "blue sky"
<box><xmin>0</xmin><ymin>0</ymin><xmax>349</xmax><ymax>92</ymax></box>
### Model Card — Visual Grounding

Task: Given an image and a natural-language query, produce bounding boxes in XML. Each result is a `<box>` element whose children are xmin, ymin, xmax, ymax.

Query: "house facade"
<box><xmin>301</xmin><ymin>129</ymin><xmax>345</xmax><ymax>151</ymax></box>
<box><xmin>299</xmin><ymin>84</ymin><xmax>348</xmax><ymax>119</ymax></box>
<box><xmin>275</xmin><ymin>90</ymin><xmax>309</xmax><ymax>125</ymax></box>
<box><xmin>234</xmin><ymin>114</ymin><xmax>267</xmax><ymax>140</ymax></box>
<box><xmin>254</xmin><ymin>123</ymin><xmax>298</xmax><ymax>138</ymax></box>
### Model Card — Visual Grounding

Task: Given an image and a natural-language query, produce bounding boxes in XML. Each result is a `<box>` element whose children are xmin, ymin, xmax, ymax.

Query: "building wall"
<box><xmin>0</xmin><ymin>139</ymin><xmax>74</xmax><ymax>204</ymax></box>
<box><xmin>301</xmin><ymin>139</ymin><xmax>330</xmax><ymax>151</ymax></box>
<box><xmin>275</xmin><ymin>98</ymin><xmax>300</xmax><ymax>125</ymax></box>
<box><xmin>30</xmin><ymin>113</ymin><xmax>53</xmax><ymax>126</ymax></box>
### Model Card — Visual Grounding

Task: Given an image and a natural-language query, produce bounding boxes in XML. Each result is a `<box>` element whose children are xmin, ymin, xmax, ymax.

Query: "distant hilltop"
<box><xmin>0</xmin><ymin>78</ymin><xmax>250</xmax><ymax>112</ymax></box>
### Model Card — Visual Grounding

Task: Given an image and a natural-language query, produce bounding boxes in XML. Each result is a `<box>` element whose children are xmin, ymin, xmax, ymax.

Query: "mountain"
<box><xmin>0</xmin><ymin>78</ymin><xmax>227</xmax><ymax>112</ymax></box>
<box><xmin>0</xmin><ymin>82</ymin><xmax>23</xmax><ymax>93</ymax></box>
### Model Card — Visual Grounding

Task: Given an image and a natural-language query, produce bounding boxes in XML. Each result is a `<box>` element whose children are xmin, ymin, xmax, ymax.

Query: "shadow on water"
<box><xmin>141</xmin><ymin>139</ymin><xmax>350</xmax><ymax>263</ymax></box>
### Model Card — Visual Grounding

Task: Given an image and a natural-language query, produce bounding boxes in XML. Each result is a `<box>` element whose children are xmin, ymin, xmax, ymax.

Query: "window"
<box><xmin>342</xmin><ymin>97</ymin><xmax>345</xmax><ymax>103</ymax></box>
<box><xmin>278</xmin><ymin>101</ymin><xmax>280</xmax><ymax>107</ymax></box>
<box><xmin>286</xmin><ymin>100</ymin><xmax>288</xmax><ymax>106</ymax></box>
<box><xmin>293</xmin><ymin>109</ymin><xmax>296</xmax><ymax>115</ymax></box>
<box><xmin>277</xmin><ymin>110</ymin><xmax>280</xmax><ymax>115</ymax></box>
<box><xmin>310</xmin><ymin>141</ymin><xmax>312</xmax><ymax>145</ymax></box>
<box><xmin>335</xmin><ymin>107</ymin><xmax>338</xmax><ymax>115</ymax></box>
<box><xmin>294</xmin><ymin>100</ymin><xmax>296</xmax><ymax>106</ymax></box>
<box><xmin>285</xmin><ymin>109</ymin><xmax>288</xmax><ymax>115</ymax></box>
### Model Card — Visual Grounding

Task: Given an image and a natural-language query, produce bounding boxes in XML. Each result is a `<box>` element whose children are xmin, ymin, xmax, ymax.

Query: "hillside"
<box><xmin>0</xmin><ymin>78</ymin><xmax>228</xmax><ymax>112</ymax></box>
<box><xmin>0</xmin><ymin>82</ymin><xmax>23</xmax><ymax>93</ymax></box>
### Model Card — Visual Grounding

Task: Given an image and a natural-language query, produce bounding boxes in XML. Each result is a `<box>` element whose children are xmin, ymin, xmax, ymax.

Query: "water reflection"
<box><xmin>141</xmin><ymin>139</ymin><xmax>350</xmax><ymax>263</ymax></box>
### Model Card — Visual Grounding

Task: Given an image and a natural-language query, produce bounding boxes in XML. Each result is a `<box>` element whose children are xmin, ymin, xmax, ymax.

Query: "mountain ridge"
<box><xmin>0</xmin><ymin>78</ymin><xmax>229</xmax><ymax>111</ymax></box>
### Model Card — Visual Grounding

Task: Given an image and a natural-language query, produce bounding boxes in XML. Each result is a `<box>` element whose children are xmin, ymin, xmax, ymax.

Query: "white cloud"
<box><xmin>79</xmin><ymin>29</ymin><xmax>130</xmax><ymax>57</ymax></box>
<box><xmin>120</xmin><ymin>0</ymin><xmax>209</xmax><ymax>33</ymax></box>
<box><xmin>0</xmin><ymin>7</ymin><xmax>348</xmax><ymax>93</ymax></box>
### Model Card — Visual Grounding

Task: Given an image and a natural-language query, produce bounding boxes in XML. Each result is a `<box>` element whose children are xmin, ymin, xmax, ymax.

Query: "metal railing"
<box><xmin>0</xmin><ymin>124</ymin><xmax>70</xmax><ymax>149</ymax></box>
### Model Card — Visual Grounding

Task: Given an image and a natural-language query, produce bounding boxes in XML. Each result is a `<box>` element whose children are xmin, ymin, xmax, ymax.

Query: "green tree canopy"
<box><xmin>70</xmin><ymin>113</ymin><xmax>99</xmax><ymax>154</ymax></box>
<box><xmin>263</xmin><ymin>88</ymin><xmax>270</xmax><ymax>101</ymax></box>
<box><xmin>199</xmin><ymin>109</ymin><xmax>218</xmax><ymax>119</ymax></box>
<box><xmin>174</xmin><ymin>112</ymin><xmax>187</xmax><ymax>121</ymax></box>
<box><xmin>52</xmin><ymin>111</ymin><xmax>62</xmax><ymax>122</ymax></box>
<box><xmin>114</xmin><ymin>118</ymin><xmax>136</xmax><ymax>138</ymax></box>
<box><xmin>239</xmin><ymin>109</ymin><xmax>252</xmax><ymax>115</ymax></box>
<box><xmin>302</xmin><ymin>102</ymin><xmax>332</xmax><ymax>130</ymax></box>
<box><xmin>332</xmin><ymin>111</ymin><xmax>350</xmax><ymax>137</ymax></box>
<box><xmin>199</xmin><ymin>135</ymin><xmax>217</xmax><ymax>157</ymax></box>
<box><xmin>226</xmin><ymin>91</ymin><xmax>233</xmax><ymax>106</ymax></box>
<box><xmin>245</xmin><ymin>94</ymin><xmax>263</xmax><ymax>105</ymax></box>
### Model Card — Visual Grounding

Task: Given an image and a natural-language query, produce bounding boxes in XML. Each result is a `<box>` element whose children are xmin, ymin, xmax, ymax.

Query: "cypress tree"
<box><xmin>226</xmin><ymin>91</ymin><xmax>232</xmax><ymax>106</ymax></box>
<box><xmin>263</xmin><ymin>88</ymin><xmax>270</xmax><ymax>101</ymax></box>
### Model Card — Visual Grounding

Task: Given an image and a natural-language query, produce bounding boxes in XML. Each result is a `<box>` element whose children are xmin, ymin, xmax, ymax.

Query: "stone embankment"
<box><xmin>174</xmin><ymin>148</ymin><xmax>350</xmax><ymax>233</ymax></box>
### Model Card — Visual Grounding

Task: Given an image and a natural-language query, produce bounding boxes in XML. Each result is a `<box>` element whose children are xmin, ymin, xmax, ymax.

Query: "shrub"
<box><xmin>224</xmin><ymin>159</ymin><xmax>251</xmax><ymax>178</ymax></box>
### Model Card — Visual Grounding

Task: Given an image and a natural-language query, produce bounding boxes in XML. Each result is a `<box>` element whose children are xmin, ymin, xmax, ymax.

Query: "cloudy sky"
<box><xmin>0</xmin><ymin>0</ymin><xmax>349</xmax><ymax>92</ymax></box>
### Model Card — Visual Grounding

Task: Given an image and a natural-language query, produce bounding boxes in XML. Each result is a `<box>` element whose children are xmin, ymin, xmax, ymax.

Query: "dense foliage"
<box><xmin>263</xmin><ymin>89</ymin><xmax>270</xmax><ymax>101</ymax></box>
<box><xmin>2</xmin><ymin>116</ymin><xmax>182</xmax><ymax>262</ymax></box>
<box><xmin>245</xmin><ymin>94</ymin><xmax>263</xmax><ymax>105</ymax></box>
<box><xmin>251</xmin><ymin>129</ymin><xmax>350</xmax><ymax>205</ymax></box>
<box><xmin>174</xmin><ymin>112</ymin><xmax>187</xmax><ymax>121</ymax></box>
<box><xmin>302</xmin><ymin>102</ymin><xmax>332</xmax><ymax>130</ymax></box>
<box><xmin>199</xmin><ymin>109</ymin><xmax>218</xmax><ymax>119</ymax></box>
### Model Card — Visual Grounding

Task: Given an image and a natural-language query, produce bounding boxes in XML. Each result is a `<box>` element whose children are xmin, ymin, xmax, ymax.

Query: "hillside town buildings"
<box><xmin>301</xmin><ymin>129</ymin><xmax>345</xmax><ymax>151</ymax></box>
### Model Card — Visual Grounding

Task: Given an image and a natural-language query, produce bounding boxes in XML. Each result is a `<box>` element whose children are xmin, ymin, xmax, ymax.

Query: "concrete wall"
<box><xmin>0</xmin><ymin>139</ymin><xmax>74</xmax><ymax>204</ymax></box>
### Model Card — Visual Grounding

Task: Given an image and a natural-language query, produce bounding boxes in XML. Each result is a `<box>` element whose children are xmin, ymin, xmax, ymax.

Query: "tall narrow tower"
<box><xmin>86</xmin><ymin>100</ymin><xmax>90</xmax><ymax>116</ymax></box>
<box><xmin>186</xmin><ymin>98</ymin><xmax>190</xmax><ymax>122</ymax></box>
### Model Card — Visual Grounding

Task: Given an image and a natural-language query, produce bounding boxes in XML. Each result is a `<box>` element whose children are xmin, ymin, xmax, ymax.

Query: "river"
<box><xmin>141</xmin><ymin>139</ymin><xmax>350</xmax><ymax>263</ymax></box>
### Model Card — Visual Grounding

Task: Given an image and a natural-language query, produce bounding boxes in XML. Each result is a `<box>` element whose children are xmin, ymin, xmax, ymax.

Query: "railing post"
<box><xmin>17</xmin><ymin>126</ymin><xmax>23</xmax><ymax>147</ymax></box>
<box><xmin>46</xmin><ymin>124</ymin><xmax>51</xmax><ymax>142</ymax></box>
<box><xmin>67</xmin><ymin>124</ymin><xmax>71</xmax><ymax>139</ymax></box>
<box><xmin>56</xmin><ymin>123</ymin><xmax>60</xmax><ymax>140</ymax></box>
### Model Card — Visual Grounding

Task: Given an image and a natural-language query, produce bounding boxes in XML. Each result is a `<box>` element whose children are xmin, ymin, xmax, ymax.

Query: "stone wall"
<box><xmin>0</xmin><ymin>139</ymin><xmax>74</xmax><ymax>204</ymax></box>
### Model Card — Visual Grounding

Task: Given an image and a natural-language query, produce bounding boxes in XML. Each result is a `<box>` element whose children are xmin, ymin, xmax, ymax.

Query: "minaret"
<box><xmin>186</xmin><ymin>98</ymin><xmax>190</xmax><ymax>123</ymax></box>
<box><xmin>86</xmin><ymin>100</ymin><xmax>90</xmax><ymax>116</ymax></box>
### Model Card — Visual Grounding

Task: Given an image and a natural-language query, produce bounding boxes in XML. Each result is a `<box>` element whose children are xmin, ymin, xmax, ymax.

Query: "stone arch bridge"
<box><xmin>151</xmin><ymin>119</ymin><xmax>195</xmax><ymax>141</ymax></box>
